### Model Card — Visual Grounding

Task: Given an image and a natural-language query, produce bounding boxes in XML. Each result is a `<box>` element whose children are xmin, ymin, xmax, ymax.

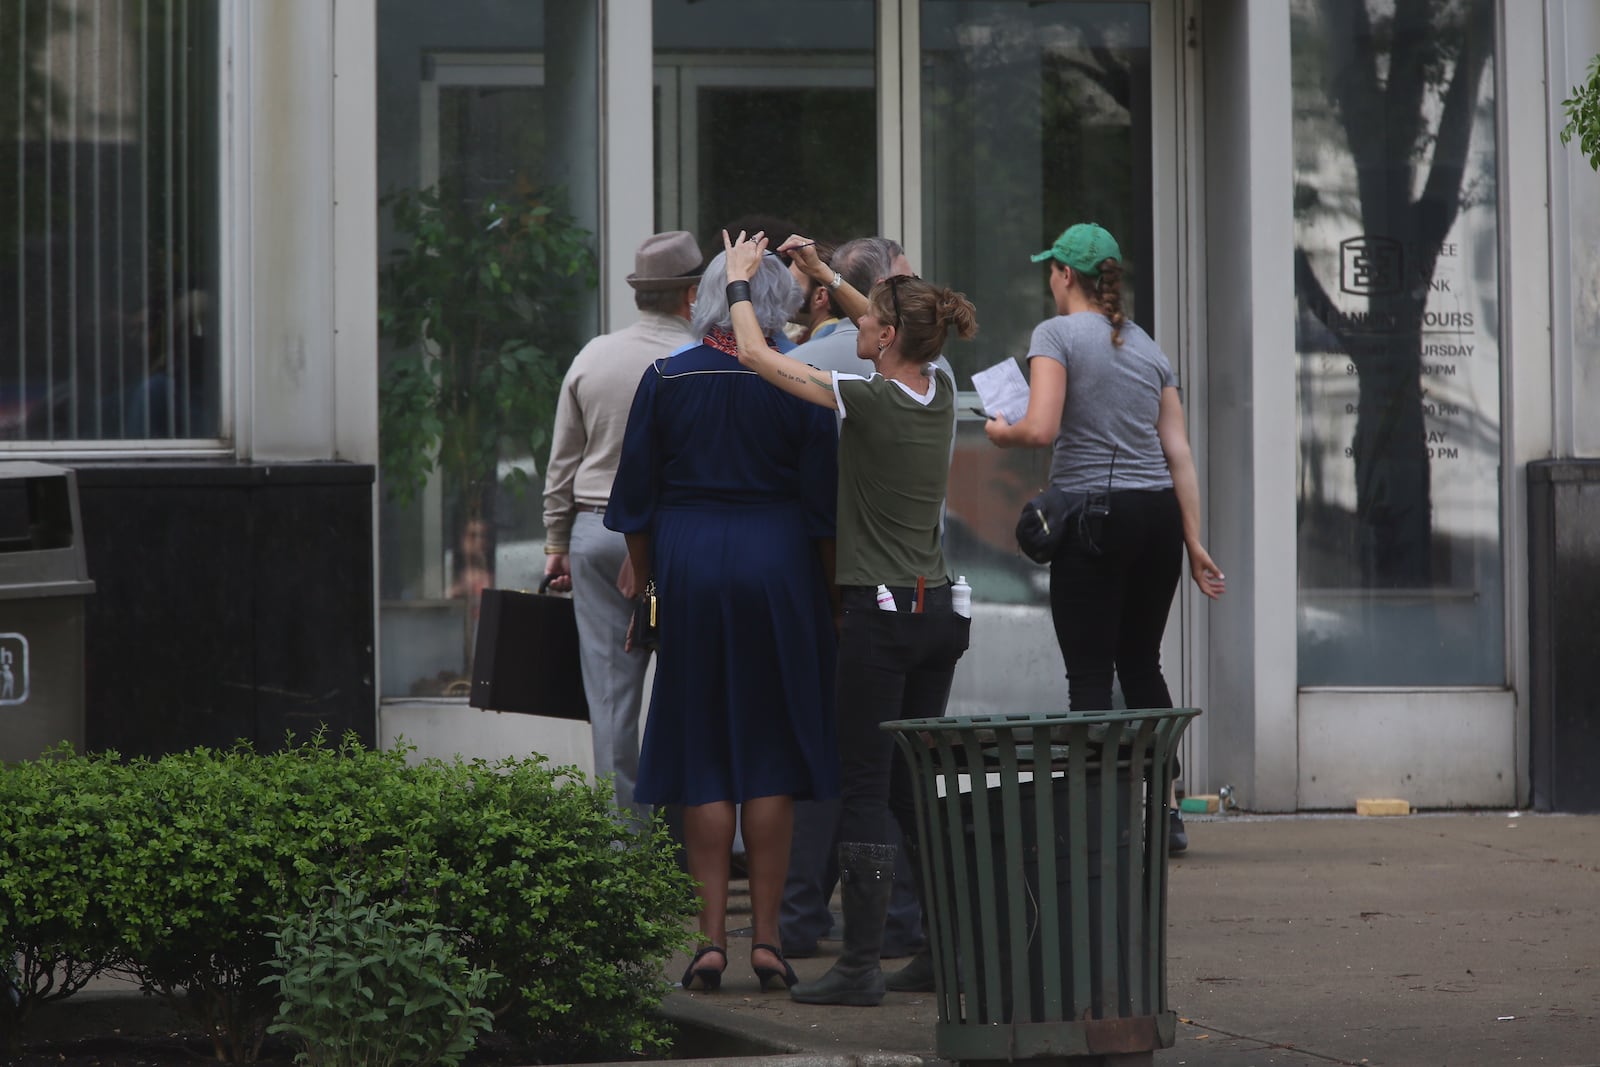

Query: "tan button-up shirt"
<box><xmin>541</xmin><ymin>311</ymin><xmax>697</xmax><ymax>553</ymax></box>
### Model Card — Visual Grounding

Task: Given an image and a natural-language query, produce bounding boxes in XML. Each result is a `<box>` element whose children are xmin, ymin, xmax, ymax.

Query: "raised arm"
<box><xmin>778</xmin><ymin>234</ymin><xmax>868</xmax><ymax>323</ymax></box>
<box><xmin>722</xmin><ymin>230</ymin><xmax>841</xmax><ymax>410</ymax></box>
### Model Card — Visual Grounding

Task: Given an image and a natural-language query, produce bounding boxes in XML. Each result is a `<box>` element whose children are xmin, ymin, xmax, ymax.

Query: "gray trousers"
<box><xmin>570</xmin><ymin>511</ymin><xmax>652</xmax><ymax>826</ymax></box>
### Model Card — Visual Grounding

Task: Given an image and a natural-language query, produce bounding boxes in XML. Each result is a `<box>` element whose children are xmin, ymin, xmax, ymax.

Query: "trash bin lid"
<box><xmin>0</xmin><ymin>462</ymin><xmax>93</xmax><ymax>588</ymax></box>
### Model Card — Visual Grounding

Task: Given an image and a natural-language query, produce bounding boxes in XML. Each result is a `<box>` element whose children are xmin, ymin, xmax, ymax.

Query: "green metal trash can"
<box><xmin>0</xmin><ymin>462</ymin><xmax>96</xmax><ymax>763</ymax></box>
<box><xmin>884</xmin><ymin>708</ymin><xmax>1198</xmax><ymax>1066</ymax></box>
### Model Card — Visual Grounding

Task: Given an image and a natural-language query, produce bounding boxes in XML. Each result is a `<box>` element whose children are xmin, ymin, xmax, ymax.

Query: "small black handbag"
<box><xmin>1016</xmin><ymin>448</ymin><xmax>1117</xmax><ymax>564</ymax></box>
<box><xmin>630</xmin><ymin>578</ymin><xmax>660</xmax><ymax>651</ymax></box>
<box><xmin>1015</xmin><ymin>488</ymin><xmax>1108</xmax><ymax>563</ymax></box>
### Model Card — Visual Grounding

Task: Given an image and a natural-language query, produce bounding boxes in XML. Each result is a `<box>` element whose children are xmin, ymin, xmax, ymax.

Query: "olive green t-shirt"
<box><xmin>832</xmin><ymin>368</ymin><xmax>955</xmax><ymax>588</ymax></box>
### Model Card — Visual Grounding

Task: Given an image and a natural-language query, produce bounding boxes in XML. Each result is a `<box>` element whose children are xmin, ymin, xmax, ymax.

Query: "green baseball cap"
<box><xmin>1029</xmin><ymin>223</ymin><xmax>1122</xmax><ymax>275</ymax></box>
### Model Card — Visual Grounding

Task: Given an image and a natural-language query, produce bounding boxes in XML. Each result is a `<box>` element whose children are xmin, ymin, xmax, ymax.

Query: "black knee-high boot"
<box><xmin>884</xmin><ymin>834</ymin><xmax>934</xmax><ymax>993</ymax></box>
<box><xmin>790</xmin><ymin>841</ymin><xmax>894</xmax><ymax>1006</ymax></box>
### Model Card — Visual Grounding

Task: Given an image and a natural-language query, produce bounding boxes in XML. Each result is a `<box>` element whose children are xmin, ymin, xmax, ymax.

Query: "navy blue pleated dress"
<box><xmin>605</xmin><ymin>335</ymin><xmax>840</xmax><ymax>807</ymax></box>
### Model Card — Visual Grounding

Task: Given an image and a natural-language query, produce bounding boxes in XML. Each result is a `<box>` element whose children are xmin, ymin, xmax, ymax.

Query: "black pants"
<box><xmin>834</xmin><ymin>583</ymin><xmax>972</xmax><ymax>846</ymax></box>
<box><xmin>1049</xmin><ymin>488</ymin><xmax>1182</xmax><ymax>712</ymax></box>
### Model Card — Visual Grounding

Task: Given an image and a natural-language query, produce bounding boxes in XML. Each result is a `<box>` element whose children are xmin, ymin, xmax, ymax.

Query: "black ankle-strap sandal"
<box><xmin>681</xmin><ymin>944</ymin><xmax>726</xmax><ymax>991</ymax></box>
<box><xmin>752</xmin><ymin>942</ymin><xmax>798</xmax><ymax>990</ymax></box>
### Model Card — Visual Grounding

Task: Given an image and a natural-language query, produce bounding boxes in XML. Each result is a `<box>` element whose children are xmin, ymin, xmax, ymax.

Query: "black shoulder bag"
<box><xmin>1014</xmin><ymin>447</ymin><xmax>1117</xmax><ymax>564</ymax></box>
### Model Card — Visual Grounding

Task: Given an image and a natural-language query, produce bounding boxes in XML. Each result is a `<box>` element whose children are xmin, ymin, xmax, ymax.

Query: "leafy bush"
<box><xmin>0</xmin><ymin>735</ymin><xmax>697</xmax><ymax>1062</ymax></box>
<box><xmin>116</xmin><ymin>739</ymin><xmax>425</xmax><ymax>1058</ymax></box>
<box><xmin>0</xmin><ymin>748</ymin><xmax>135</xmax><ymax>1051</ymax></box>
<box><xmin>372</xmin><ymin>755</ymin><xmax>697</xmax><ymax>1061</ymax></box>
<box><xmin>265</xmin><ymin>880</ymin><xmax>495</xmax><ymax>1067</ymax></box>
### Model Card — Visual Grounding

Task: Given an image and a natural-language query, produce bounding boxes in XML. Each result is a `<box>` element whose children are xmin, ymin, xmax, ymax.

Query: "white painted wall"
<box><xmin>333</xmin><ymin>0</ymin><xmax>379</xmax><ymax>469</ymax></box>
<box><xmin>381</xmin><ymin>701</ymin><xmax>600</xmax><ymax>773</ymax></box>
<box><xmin>236</xmin><ymin>1</ymin><xmax>337</xmax><ymax>461</ymax></box>
<box><xmin>1501</xmin><ymin>2</ymin><xmax>1555</xmax><ymax>806</ymax></box>
<box><xmin>1201</xmin><ymin>0</ymin><xmax>1300</xmax><ymax>811</ymax></box>
<box><xmin>602</xmin><ymin>2</ymin><xmax>656</xmax><ymax>333</ymax></box>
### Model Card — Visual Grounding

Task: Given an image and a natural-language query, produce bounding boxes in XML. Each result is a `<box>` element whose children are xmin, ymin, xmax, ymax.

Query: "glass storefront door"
<box><xmin>919</xmin><ymin>2</ymin><xmax>1165</xmax><ymax>626</ymax></box>
<box><xmin>375</xmin><ymin>3</ymin><xmax>601</xmax><ymax>700</ymax></box>
<box><xmin>1290</xmin><ymin>0</ymin><xmax>1504</xmax><ymax>686</ymax></box>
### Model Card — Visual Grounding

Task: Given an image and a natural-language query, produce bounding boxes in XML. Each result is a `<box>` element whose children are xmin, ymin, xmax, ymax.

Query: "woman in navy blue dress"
<box><xmin>606</xmin><ymin>248</ymin><xmax>839</xmax><ymax>993</ymax></box>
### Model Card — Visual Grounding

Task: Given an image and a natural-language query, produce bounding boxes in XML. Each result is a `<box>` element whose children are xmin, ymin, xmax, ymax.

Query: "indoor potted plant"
<box><xmin>377</xmin><ymin>181</ymin><xmax>596</xmax><ymax>692</ymax></box>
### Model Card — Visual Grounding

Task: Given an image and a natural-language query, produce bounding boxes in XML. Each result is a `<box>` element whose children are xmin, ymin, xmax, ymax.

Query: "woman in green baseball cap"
<box><xmin>986</xmin><ymin>222</ymin><xmax>1224</xmax><ymax>853</ymax></box>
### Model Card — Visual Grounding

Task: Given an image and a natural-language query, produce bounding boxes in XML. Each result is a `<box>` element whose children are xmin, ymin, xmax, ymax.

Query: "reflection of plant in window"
<box><xmin>1290</xmin><ymin>0</ymin><xmax>1495</xmax><ymax>588</ymax></box>
<box><xmin>1561</xmin><ymin>55</ymin><xmax>1600</xmax><ymax>171</ymax></box>
<box><xmin>378</xmin><ymin>181</ymin><xmax>596</xmax><ymax>533</ymax></box>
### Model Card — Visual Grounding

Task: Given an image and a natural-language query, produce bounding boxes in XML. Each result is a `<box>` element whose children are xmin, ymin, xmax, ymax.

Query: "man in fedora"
<box><xmin>543</xmin><ymin>230</ymin><xmax>704</xmax><ymax>829</ymax></box>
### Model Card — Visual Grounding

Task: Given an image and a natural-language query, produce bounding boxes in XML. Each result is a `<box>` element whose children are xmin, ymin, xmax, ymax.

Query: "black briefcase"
<box><xmin>469</xmin><ymin>577</ymin><xmax>590</xmax><ymax>720</ymax></box>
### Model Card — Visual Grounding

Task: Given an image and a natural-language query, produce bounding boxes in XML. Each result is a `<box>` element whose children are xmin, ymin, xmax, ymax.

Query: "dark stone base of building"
<box><xmin>75</xmin><ymin>462</ymin><xmax>375</xmax><ymax>758</ymax></box>
<box><xmin>1528</xmin><ymin>459</ymin><xmax>1600</xmax><ymax>813</ymax></box>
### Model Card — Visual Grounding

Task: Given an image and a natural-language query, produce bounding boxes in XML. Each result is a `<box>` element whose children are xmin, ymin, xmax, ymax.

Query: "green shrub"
<box><xmin>265</xmin><ymin>879</ymin><xmax>495</xmax><ymax>1067</ymax></box>
<box><xmin>105</xmin><ymin>736</ymin><xmax>411</xmax><ymax>1061</ymax></box>
<box><xmin>0</xmin><ymin>735</ymin><xmax>697</xmax><ymax>1062</ymax></box>
<box><xmin>0</xmin><ymin>747</ymin><xmax>134</xmax><ymax>1051</ymax></box>
<box><xmin>372</xmin><ymin>755</ymin><xmax>697</xmax><ymax>1061</ymax></box>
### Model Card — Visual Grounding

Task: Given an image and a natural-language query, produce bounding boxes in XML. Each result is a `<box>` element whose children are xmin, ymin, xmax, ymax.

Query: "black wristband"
<box><xmin>726</xmin><ymin>280</ymin><xmax>752</xmax><ymax>306</ymax></box>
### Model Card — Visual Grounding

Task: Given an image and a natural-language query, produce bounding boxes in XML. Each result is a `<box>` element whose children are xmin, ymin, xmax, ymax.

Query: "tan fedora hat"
<box><xmin>626</xmin><ymin>230</ymin><xmax>705</xmax><ymax>290</ymax></box>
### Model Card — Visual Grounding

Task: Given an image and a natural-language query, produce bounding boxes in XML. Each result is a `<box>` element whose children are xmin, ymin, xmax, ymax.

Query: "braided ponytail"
<box><xmin>1092</xmin><ymin>259</ymin><xmax>1126</xmax><ymax>347</ymax></box>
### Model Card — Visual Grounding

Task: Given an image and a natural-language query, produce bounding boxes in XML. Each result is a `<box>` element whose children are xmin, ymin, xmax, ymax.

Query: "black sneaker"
<box><xmin>1168</xmin><ymin>808</ymin><xmax>1189</xmax><ymax>854</ymax></box>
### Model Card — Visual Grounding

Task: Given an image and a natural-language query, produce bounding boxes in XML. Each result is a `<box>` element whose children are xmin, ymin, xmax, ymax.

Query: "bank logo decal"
<box><xmin>0</xmin><ymin>634</ymin><xmax>28</xmax><ymax>706</ymax></box>
<box><xmin>1339</xmin><ymin>236</ymin><xmax>1403</xmax><ymax>297</ymax></box>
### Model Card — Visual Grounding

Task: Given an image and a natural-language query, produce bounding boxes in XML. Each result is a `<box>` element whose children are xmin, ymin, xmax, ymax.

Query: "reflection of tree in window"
<box><xmin>1292</xmin><ymin>0</ymin><xmax>1495</xmax><ymax>588</ymax></box>
<box><xmin>919</xmin><ymin>6</ymin><xmax>1150</xmax><ymax>381</ymax></box>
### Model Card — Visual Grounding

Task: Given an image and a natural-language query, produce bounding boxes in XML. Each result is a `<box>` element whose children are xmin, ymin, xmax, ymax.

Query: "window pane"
<box><xmin>920</xmin><ymin>1</ymin><xmax>1152</xmax><ymax>386</ymax></box>
<box><xmin>923</xmin><ymin>1</ymin><xmax>1152</xmax><ymax>611</ymax></box>
<box><xmin>1</xmin><ymin>0</ymin><xmax>221</xmax><ymax>442</ymax></box>
<box><xmin>1291</xmin><ymin>0</ymin><xmax>1504</xmax><ymax>685</ymax></box>
<box><xmin>376</xmin><ymin>3</ymin><xmax>601</xmax><ymax>699</ymax></box>
<box><xmin>653</xmin><ymin>0</ymin><xmax>876</xmax><ymax>243</ymax></box>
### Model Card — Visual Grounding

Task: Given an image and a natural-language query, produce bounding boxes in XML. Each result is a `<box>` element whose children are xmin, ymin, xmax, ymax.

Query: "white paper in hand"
<box><xmin>971</xmin><ymin>358</ymin><xmax>1032</xmax><ymax>423</ymax></box>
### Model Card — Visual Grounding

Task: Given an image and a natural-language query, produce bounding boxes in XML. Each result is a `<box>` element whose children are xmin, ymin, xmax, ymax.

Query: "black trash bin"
<box><xmin>0</xmin><ymin>462</ymin><xmax>95</xmax><ymax>762</ymax></box>
<box><xmin>884</xmin><ymin>708</ymin><xmax>1197</xmax><ymax>1066</ymax></box>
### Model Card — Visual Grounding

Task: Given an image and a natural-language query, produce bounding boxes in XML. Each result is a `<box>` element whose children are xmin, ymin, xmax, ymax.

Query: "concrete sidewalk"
<box><xmin>657</xmin><ymin>812</ymin><xmax>1600</xmax><ymax>1067</ymax></box>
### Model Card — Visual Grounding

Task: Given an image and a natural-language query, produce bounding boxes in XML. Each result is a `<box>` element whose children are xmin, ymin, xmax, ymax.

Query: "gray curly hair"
<box><xmin>690</xmin><ymin>250</ymin><xmax>801</xmax><ymax>339</ymax></box>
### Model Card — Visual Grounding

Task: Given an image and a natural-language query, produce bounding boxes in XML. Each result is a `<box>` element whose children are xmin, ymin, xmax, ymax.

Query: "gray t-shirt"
<box><xmin>1028</xmin><ymin>312</ymin><xmax>1176</xmax><ymax>493</ymax></box>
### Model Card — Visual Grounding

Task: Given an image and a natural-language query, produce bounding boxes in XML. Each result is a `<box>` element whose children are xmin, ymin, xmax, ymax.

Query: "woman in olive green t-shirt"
<box><xmin>725</xmin><ymin>230</ymin><xmax>976</xmax><ymax>1007</ymax></box>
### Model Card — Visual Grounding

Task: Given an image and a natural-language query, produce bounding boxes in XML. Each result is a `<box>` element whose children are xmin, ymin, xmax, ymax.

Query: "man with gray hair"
<box><xmin>787</xmin><ymin>236</ymin><xmax>908</xmax><ymax>375</ymax></box>
<box><xmin>543</xmin><ymin>231</ymin><xmax>703</xmax><ymax>828</ymax></box>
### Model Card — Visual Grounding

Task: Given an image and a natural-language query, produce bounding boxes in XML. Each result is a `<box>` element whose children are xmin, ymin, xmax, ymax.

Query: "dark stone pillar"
<box><xmin>1527</xmin><ymin>460</ymin><xmax>1600</xmax><ymax>812</ymax></box>
<box><xmin>74</xmin><ymin>462</ymin><xmax>375</xmax><ymax>757</ymax></box>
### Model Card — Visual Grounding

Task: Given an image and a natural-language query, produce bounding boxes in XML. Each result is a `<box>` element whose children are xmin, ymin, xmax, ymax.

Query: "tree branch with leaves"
<box><xmin>1560</xmin><ymin>55</ymin><xmax>1600</xmax><ymax>171</ymax></box>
